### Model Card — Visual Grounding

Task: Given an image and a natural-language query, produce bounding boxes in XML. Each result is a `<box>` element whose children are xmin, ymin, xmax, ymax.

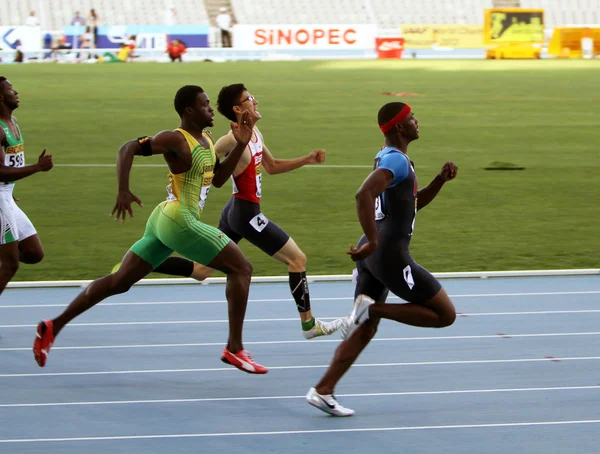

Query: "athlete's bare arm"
<box><xmin>260</xmin><ymin>129</ymin><xmax>326</xmax><ymax>175</ymax></box>
<box><xmin>416</xmin><ymin>161</ymin><xmax>457</xmax><ymax>210</ymax></box>
<box><xmin>112</xmin><ymin>130</ymin><xmax>190</xmax><ymax>222</ymax></box>
<box><xmin>212</xmin><ymin>111</ymin><xmax>255</xmax><ymax>188</ymax></box>
<box><xmin>213</xmin><ymin>133</ymin><xmax>249</xmax><ymax>179</ymax></box>
<box><xmin>0</xmin><ymin>128</ymin><xmax>53</xmax><ymax>183</ymax></box>
<box><xmin>346</xmin><ymin>168</ymin><xmax>394</xmax><ymax>262</ymax></box>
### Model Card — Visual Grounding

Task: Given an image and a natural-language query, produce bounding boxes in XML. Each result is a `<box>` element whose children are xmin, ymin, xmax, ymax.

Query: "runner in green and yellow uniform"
<box><xmin>33</xmin><ymin>85</ymin><xmax>268</xmax><ymax>374</ymax></box>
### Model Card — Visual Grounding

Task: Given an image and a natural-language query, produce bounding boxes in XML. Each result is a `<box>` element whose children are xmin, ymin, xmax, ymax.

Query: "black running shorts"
<box><xmin>218</xmin><ymin>197</ymin><xmax>290</xmax><ymax>256</ymax></box>
<box><xmin>353</xmin><ymin>235</ymin><xmax>442</xmax><ymax>304</ymax></box>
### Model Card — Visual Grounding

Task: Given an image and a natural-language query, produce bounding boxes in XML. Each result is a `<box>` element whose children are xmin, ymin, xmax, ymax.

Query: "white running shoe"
<box><xmin>306</xmin><ymin>387</ymin><xmax>355</xmax><ymax>417</ymax></box>
<box><xmin>339</xmin><ymin>316</ymin><xmax>352</xmax><ymax>340</ymax></box>
<box><xmin>302</xmin><ymin>318</ymin><xmax>344</xmax><ymax>339</ymax></box>
<box><xmin>340</xmin><ymin>294</ymin><xmax>375</xmax><ymax>340</ymax></box>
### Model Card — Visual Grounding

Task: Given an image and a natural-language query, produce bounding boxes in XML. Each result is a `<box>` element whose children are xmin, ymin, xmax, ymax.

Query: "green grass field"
<box><xmin>2</xmin><ymin>59</ymin><xmax>599</xmax><ymax>281</ymax></box>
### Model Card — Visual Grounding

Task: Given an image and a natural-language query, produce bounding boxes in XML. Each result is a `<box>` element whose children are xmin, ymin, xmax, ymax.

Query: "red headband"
<box><xmin>379</xmin><ymin>104</ymin><xmax>412</xmax><ymax>133</ymax></box>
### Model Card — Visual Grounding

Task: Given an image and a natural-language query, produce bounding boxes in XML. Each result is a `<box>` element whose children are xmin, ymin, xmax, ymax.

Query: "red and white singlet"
<box><xmin>232</xmin><ymin>129</ymin><xmax>263</xmax><ymax>203</ymax></box>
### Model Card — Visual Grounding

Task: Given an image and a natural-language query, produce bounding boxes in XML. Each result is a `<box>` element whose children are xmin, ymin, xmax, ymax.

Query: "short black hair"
<box><xmin>378</xmin><ymin>102</ymin><xmax>407</xmax><ymax>128</ymax></box>
<box><xmin>217</xmin><ymin>83</ymin><xmax>246</xmax><ymax>122</ymax></box>
<box><xmin>0</xmin><ymin>77</ymin><xmax>7</xmax><ymax>94</ymax></box>
<box><xmin>174</xmin><ymin>85</ymin><xmax>204</xmax><ymax>117</ymax></box>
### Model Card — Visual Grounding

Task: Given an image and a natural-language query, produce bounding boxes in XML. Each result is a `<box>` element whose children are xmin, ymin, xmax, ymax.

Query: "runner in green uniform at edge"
<box><xmin>0</xmin><ymin>77</ymin><xmax>53</xmax><ymax>312</ymax></box>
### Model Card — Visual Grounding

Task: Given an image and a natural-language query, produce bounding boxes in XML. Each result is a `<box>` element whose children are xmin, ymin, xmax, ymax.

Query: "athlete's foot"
<box><xmin>302</xmin><ymin>318</ymin><xmax>344</xmax><ymax>339</ymax></box>
<box><xmin>340</xmin><ymin>294</ymin><xmax>375</xmax><ymax>340</ymax></box>
<box><xmin>221</xmin><ymin>348</ymin><xmax>268</xmax><ymax>374</ymax></box>
<box><xmin>339</xmin><ymin>316</ymin><xmax>352</xmax><ymax>340</ymax></box>
<box><xmin>33</xmin><ymin>320</ymin><xmax>55</xmax><ymax>367</ymax></box>
<box><xmin>306</xmin><ymin>387</ymin><xmax>355</xmax><ymax>416</ymax></box>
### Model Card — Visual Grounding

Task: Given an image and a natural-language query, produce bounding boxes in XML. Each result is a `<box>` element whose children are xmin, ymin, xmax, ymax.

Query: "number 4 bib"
<box><xmin>249</xmin><ymin>213</ymin><xmax>269</xmax><ymax>232</ymax></box>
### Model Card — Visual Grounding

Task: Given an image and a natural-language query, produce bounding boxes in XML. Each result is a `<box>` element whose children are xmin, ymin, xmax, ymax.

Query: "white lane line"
<box><xmin>1</xmin><ymin>356</ymin><xmax>598</xmax><ymax>378</ymax></box>
<box><xmin>3</xmin><ymin>309</ymin><xmax>600</xmax><ymax>329</ymax></box>
<box><xmin>0</xmin><ymin>318</ymin><xmax>300</xmax><ymax>328</ymax></box>
<box><xmin>54</xmin><ymin>164</ymin><xmax>377</xmax><ymax>169</ymax></box>
<box><xmin>463</xmin><ymin>310</ymin><xmax>600</xmax><ymax>317</ymax></box>
<box><xmin>1</xmin><ymin>385</ymin><xmax>598</xmax><ymax>408</ymax></box>
<box><xmin>1</xmin><ymin>331</ymin><xmax>598</xmax><ymax>352</ymax></box>
<box><xmin>1</xmin><ymin>420</ymin><xmax>599</xmax><ymax>443</ymax></box>
<box><xmin>2</xmin><ymin>290</ymin><xmax>599</xmax><ymax>309</ymax></box>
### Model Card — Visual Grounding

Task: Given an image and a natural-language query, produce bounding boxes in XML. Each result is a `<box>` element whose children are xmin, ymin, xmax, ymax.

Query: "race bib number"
<box><xmin>375</xmin><ymin>195</ymin><xmax>385</xmax><ymax>220</ymax></box>
<box><xmin>199</xmin><ymin>185</ymin><xmax>211</xmax><ymax>211</ymax></box>
<box><xmin>256</xmin><ymin>172</ymin><xmax>262</xmax><ymax>198</ymax></box>
<box><xmin>249</xmin><ymin>213</ymin><xmax>269</xmax><ymax>232</ymax></box>
<box><xmin>6</xmin><ymin>153</ymin><xmax>24</xmax><ymax>167</ymax></box>
<box><xmin>5</xmin><ymin>144</ymin><xmax>24</xmax><ymax>168</ymax></box>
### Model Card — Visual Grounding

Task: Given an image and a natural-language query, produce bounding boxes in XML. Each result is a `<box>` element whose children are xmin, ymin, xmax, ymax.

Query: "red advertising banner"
<box><xmin>376</xmin><ymin>37</ymin><xmax>404</xmax><ymax>59</ymax></box>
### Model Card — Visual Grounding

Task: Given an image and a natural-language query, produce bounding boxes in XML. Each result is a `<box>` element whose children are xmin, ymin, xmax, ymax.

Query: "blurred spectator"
<box><xmin>14</xmin><ymin>40</ymin><xmax>24</xmax><ymax>63</ymax></box>
<box><xmin>127</xmin><ymin>35</ymin><xmax>137</xmax><ymax>51</ymax></box>
<box><xmin>87</xmin><ymin>9</ymin><xmax>99</xmax><ymax>47</ymax></box>
<box><xmin>48</xmin><ymin>36</ymin><xmax>73</xmax><ymax>61</ymax></box>
<box><xmin>79</xmin><ymin>27</ymin><xmax>95</xmax><ymax>49</ymax></box>
<box><xmin>117</xmin><ymin>43</ymin><xmax>132</xmax><ymax>61</ymax></box>
<box><xmin>72</xmin><ymin>11</ymin><xmax>86</xmax><ymax>26</ymax></box>
<box><xmin>57</xmin><ymin>35</ymin><xmax>71</xmax><ymax>49</ymax></box>
<box><xmin>78</xmin><ymin>25</ymin><xmax>96</xmax><ymax>59</ymax></box>
<box><xmin>166</xmin><ymin>39</ymin><xmax>186</xmax><ymax>62</ymax></box>
<box><xmin>102</xmin><ymin>43</ymin><xmax>131</xmax><ymax>63</ymax></box>
<box><xmin>216</xmin><ymin>7</ymin><xmax>232</xmax><ymax>48</ymax></box>
<box><xmin>164</xmin><ymin>4</ymin><xmax>177</xmax><ymax>26</ymax></box>
<box><xmin>44</xmin><ymin>33</ymin><xmax>53</xmax><ymax>49</ymax></box>
<box><xmin>127</xmin><ymin>35</ymin><xmax>138</xmax><ymax>59</ymax></box>
<box><xmin>25</xmin><ymin>11</ymin><xmax>40</xmax><ymax>27</ymax></box>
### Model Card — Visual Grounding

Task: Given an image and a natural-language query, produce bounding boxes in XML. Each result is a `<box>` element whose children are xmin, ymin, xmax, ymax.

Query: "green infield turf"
<box><xmin>2</xmin><ymin>59</ymin><xmax>598</xmax><ymax>281</ymax></box>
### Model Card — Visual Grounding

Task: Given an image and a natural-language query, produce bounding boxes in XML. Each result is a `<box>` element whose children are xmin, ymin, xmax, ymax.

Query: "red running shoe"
<box><xmin>33</xmin><ymin>320</ymin><xmax>55</xmax><ymax>367</ymax></box>
<box><xmin>221</xmin><ymin>348</ymin><xmax>268</xmax><ymax>374</ymax></box>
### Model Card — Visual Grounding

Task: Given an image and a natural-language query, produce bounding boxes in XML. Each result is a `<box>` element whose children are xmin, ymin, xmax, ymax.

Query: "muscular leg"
<box><xmin>0</xmin><ymin>241</ymin><xmax>20</xmax><ymax>297</ymax></box>
<box><xmin>314</xmin><ymin>288</ymin><xmax>455</xmax><ymax>395</ymax></box>
<box><xmin>53</xmin><ymin>251</ymin><xmax>153</xmax><ymax>337</ymax></box>
<box><xmin>273</xmin><ymin>237</ymin><xmax>306</xmax><ymax>272</ymax></box>
<box><xmin>18</xmin><ymin>234</ymin><xmax>44</xmax><ymax>264</ymax></box>
<box><xmin>370</xmin><ymin>288</ymin><xmax>456</xmax><ymax>328</ymax></box>
<box><xmin>191</xmin><ymin>262</ymin><xmax>214</xmax><ymax>280</ymax></box>
<box><xmin>315</xmin><ymin>309</ymin><xmax>382</xmax><ymax>395</ymax></box>
<box><xmin>273</xmin><ymin>238</ymin><xmax>314</xmax><ymax>322</ymax></box>
<box><xmin>206</xmin><ymin>241</ymin><xmax>253</xmax><ymax>353</ymax></box>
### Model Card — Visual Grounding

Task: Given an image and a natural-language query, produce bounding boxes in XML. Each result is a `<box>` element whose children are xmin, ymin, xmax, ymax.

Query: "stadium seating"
<box><xmin>0</xmin><ymin>0</ymin><xmax>210</xmax><ymax>30</ymax></box>
<box><xmin>230</xmin><ymin>0</ymin><xmax>372</xmax><ymax>25</ymax></box>
<box><xmin>1</xmin><ymin>0</ymin><xmax>598</xmax><ymax>32</ymax></box>
<box><xmin>521</xmin><ymin>0</ymin><xmax>600</xmax><ymax>27</ymax></box>
<box><xmin>229</xmin><ymin>0</ymin><xmax>600</xmax><ymax>30</ymax></box>
<box><xmin>369</xmin><ymin>0</ymin><xmax>494</xmax><ymax>29</ymax></box>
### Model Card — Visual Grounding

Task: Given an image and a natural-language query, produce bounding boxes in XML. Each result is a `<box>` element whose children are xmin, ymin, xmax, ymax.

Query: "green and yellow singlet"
<box><xmin>130</xmin><ymin>128</ymin><xmax>230</xmax><ymax>268</ymax></box>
